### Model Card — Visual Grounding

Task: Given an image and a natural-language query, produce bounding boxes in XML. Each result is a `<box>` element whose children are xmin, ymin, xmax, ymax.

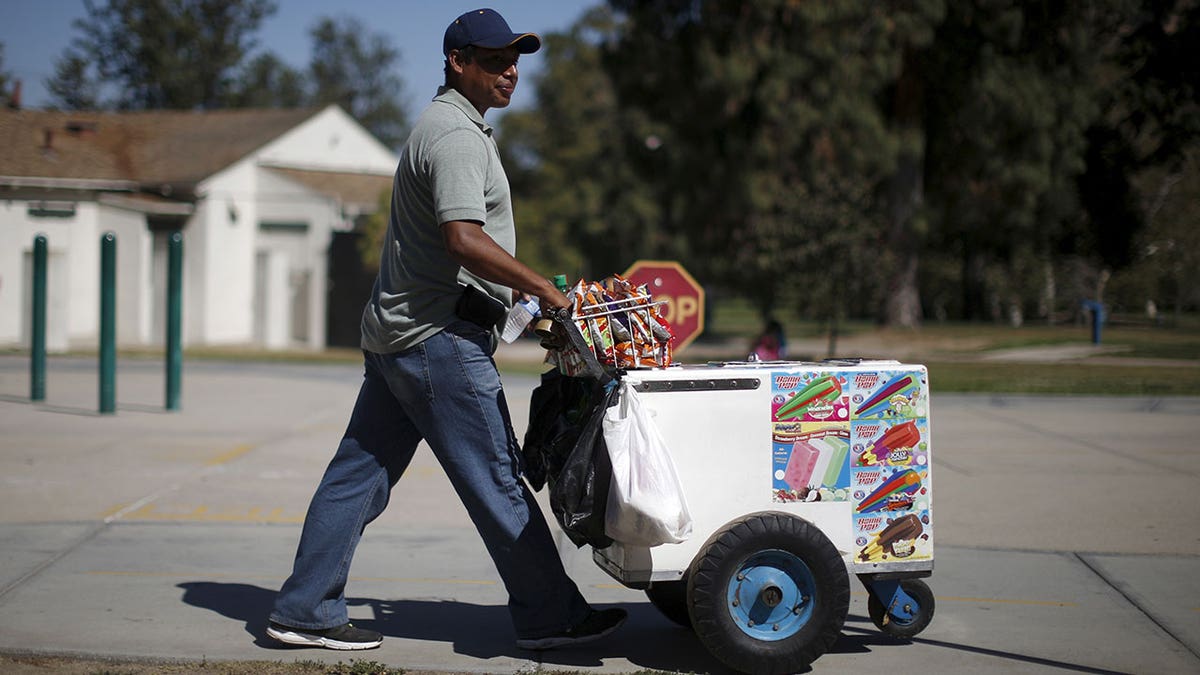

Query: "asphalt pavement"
<box><xmin>0</xmin><ymin>348</ymin><xmax>1198</xmax><ymax>674</ymax></box>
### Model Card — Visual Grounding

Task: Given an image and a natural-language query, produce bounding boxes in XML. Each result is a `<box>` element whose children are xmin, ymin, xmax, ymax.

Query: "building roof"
<box><xmin>0</xmin><ymin>107</ymin><xmax>323</xmax><ymax>190</ymax></box>
<box><xmin>266</xmin><ymin>167</ymin><xmax>393</xmax><ymax>213</ymax></box>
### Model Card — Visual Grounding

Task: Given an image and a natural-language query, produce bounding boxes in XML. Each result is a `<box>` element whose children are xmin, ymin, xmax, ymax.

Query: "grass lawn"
<box><xmin>633</xmin><ymin>299</ymin><xmax>1200</xmax><ymax>395</ymax></box>
<box><xmin>12</xmin><ymin>306</ymin><xmax>1195</xmax><ymax>397</ymax></box>
<box><xmin>924</xmin><ymin>360</ymin><xmax>1200</xmax><ymax>395</ymax></box>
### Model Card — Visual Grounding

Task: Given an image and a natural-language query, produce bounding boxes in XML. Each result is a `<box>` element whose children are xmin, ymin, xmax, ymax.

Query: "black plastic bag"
<box><xmin>523</xmin><ymin>369</ymin><xmax>618</xmax><ymax>548</ymax></box>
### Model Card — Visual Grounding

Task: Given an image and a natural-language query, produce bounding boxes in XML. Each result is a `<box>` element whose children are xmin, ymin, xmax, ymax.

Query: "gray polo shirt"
<box><xmin>360</xmin><ymin>87</ymin><xmax>516</xmax><ymax>353</ymax></box>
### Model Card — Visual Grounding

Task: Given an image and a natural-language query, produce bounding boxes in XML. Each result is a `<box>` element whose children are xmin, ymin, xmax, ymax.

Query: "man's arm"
<box><xmin>442</xmin><ymin>220</ymin><xmax>569</xmax><ymax>314</ymax></box>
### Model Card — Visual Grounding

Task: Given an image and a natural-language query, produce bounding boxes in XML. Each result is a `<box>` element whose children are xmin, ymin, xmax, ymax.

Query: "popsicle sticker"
<box><xmin>857</xmin><ymin>468</ymin><xmax>924</xmax><ymax>513</ymax></box>
<box><xmin>773</xmin><ymin>427</ymin><xmax>852</xmax><ymax>503</ymax></box>
<box><xmin>858</xmin><ymin>420</ymin><xmax>922</xmax><ymax>466</ymax></box>
<box><xmin>776</xmin><ymin>375</ymin><xmax>842</xmax><ymax>420</ymax></box>
<box><xmin>821</xmin><ymin>438</ymin><xmax>850</xmax><ymax>488</ymax></box>
<box><xmin>853</xmin><ymin>371</ymin><xmax>923</xmax><ymax>419</ymax></box>
<box><xmin>857</xmin><ymin>513</ymin><xmax>926</xmax><ymax>562</ymax></box>
<box><xmin>783</xmin><ymin>440</ymin><xmax>821</xmax><ymax>490</ymax></box>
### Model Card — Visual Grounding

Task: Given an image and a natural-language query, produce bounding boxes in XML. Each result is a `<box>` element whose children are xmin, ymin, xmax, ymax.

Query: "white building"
<box><xmin>0</xmin><ymin>105</ymin><xmax>396</xmax><ymax>351</ymax></box>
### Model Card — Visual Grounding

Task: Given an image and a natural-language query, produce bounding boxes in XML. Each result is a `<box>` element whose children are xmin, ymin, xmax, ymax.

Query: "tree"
<box><xmin>47</xmin><ymin>0</ymin><xmax>276</xmax><ymax>110</ymax></box>
<box><xmin>879</xmin><ymin>3</ymin><xmax>946</xmax><ymax>327</ymax></box>
<box><xmin>45</xmin><ymin>50</ymin><xmax>101</xmax><ymax>110</ymax></box>
<box><xmin>43</xmin><ymin>2</ymin><xmax>409</xmax><ymax>152</ymax></box>
<box><xmin>1079</xmin><ymin>1</ymin><xmax>1200</xmax><ymax>274</ymax></box>
<box><xmin>920</xmin><ymin>1</ymin><xmax>1114</xmax><ymax>322</ymax></box>
<box><xmin>497</xmin><ymin>7</ymin><xmax>660</xmax><ymax>280</ymax></box>
<box><xmin>0</xmin><ymin>43</ymin><xmax>13</xmax><ymax>107</ymax></box>
<box><xmin>603</xmin><ymin>1</ymin><xmax>933</xmax><ymax>342</ymax></box>
<box><xmin>309</xmin><ymin>16</ymin><xmax>409</xmax><ymax>148</ymax></box>
<box><xmin>1135</xmin><ymin>147</ymin><xmax>1200</xmax><ymax>318</ymax></box>
<box><xmin>227</xmin><ymin>52</ymin><xmax>306</xmax><ymax>108</ymax></box>
<box><xmin>504</xmin><ymin>1</ymin><xmax>1197</xmax><ymax>330</ymax></box>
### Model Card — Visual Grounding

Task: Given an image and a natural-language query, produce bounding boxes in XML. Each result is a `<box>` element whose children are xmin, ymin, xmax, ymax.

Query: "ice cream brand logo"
<box><xmin>857</xmin><ymin>516</ymin><xmax>884</xmax><ymax>531</ymax></box>
<box><xmin>856</xmin><ymin>471</ymin><xmax>883</xmax><ymax>486</ymax></box>
<box><xmin>774</xmin><ymin>376</ymin><xmax>805</xmax><ymax>390</ymax></box>
<box><xmin>856</xmin><ymin>424</ymin><xmax>883</xmax><ymax>438</ymax></box>
<box><xmin>854</xmin><ymin>374</ymin><xmax>881</xmax><ymax>389</ymax></box>
<box><xmin>890</xmin><ymin>539</ymin><xmax>916</xmax><ymax>557</ymax></box>
<box><xmin>773</xmin><ymin>422</ymin><xmax>804</xmax><ymax>438</ymax></box>
<box><xmin>859</xmin><ymin>514</ymin><xmax>888</xmax><ymax>530</ymax></box>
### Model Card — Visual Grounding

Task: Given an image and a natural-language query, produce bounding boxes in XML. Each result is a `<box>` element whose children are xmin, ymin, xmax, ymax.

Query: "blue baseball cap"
<box><xmin>443</xmin><ymin>8</ymin><xmax>541</xmax><ymax>56</ymax></box>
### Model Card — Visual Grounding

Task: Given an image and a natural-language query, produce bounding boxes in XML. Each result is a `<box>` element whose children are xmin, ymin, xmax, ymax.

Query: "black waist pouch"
<box><xmin>455</xmin><ymin>284</ymin><xmax>506</xmax><ymax>329</ymax></box>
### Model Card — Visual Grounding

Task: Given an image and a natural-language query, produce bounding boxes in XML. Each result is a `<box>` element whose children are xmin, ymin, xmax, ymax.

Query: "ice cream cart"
<box><xmin>532</xmin><ymin>280</ymin><xmax>936</xmax><ymax>674</ymax></box>
<box><xmin>593</xmin><ymin>361</ymin><xmax>935</xmax><ymax>673</ymax></box>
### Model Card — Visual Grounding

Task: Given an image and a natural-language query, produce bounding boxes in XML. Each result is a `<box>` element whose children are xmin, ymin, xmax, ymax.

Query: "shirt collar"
<box><xmin>434</xmin><ymin>86</ymin><xmax>492</xmax><ymax>136</ymax></box>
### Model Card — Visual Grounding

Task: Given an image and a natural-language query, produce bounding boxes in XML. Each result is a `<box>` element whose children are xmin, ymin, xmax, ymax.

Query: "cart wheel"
<box><xmin>868</xmin><ymin>578</ymin><xmax>935</xmax><ymax>639</ymax></box>
<box><xmin>688</xmin><ymin>512</ymin><xmax>849</xmax><ymax>674</ymax></box>
<box><xmin>645</xmin><ymin>579</ymin><xmax>692</xmax><ymax>628</ymax></box>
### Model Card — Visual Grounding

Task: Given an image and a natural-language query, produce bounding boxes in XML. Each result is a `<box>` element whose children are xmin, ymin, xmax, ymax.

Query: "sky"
<box><xmin>1</xmin><ymin>0</ymin><xmax>598</xmax><ymax>121</ymax></box>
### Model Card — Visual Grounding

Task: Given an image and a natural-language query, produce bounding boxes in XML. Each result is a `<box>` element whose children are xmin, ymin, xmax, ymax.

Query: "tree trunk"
<box><xmin>883</xmin><ymin>46</ymin><xmax>924</xmax><ymax>328</ymax></box>
<box><xmin>1042</xmin><ymin>259</ymin><xmax>1056</xmax><ymax>325</ymax></box>
<box><xmin>885</xmin><ymin>247</ymin><xmax>922</xmax><ymax>328</ymax></box>
<box><xmin>826</xmin><ymin>306</ymin><xmax>841</xmax><ymax>359</ymax></box>
<box><xmin>962</xmin><ymin>250</ymin><xmax>987</xmax><ymax>321</ymax></box>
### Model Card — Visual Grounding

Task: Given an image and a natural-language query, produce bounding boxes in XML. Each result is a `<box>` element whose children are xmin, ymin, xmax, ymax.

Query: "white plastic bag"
<box><xmin>603</xmin><ymin>381</ymin><xmax>693</xmax><ymax>546</ymax></box>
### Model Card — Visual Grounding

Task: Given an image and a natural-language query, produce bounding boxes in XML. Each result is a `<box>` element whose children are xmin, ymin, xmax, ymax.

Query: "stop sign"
<box><xmin>623</xmin><ymin>260</ymin><xmax>705</xmax><ymax>351</ymax></box>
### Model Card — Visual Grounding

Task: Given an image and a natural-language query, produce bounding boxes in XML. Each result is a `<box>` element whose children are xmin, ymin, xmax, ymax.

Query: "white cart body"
<box><xmin>593</xmin><ymin>359</ymin><xmax>934</xmax><ymax>585</ymax></box>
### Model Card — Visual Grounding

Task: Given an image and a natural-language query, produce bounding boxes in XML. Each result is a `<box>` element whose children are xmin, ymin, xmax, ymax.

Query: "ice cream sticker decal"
<box><xmin>852</xmin><ymin>464</ymin><xmax>931</xmax><ymax>561</ymax></box>
<box><xmin>769</xmin><ymin>367</ymin><xmax>933</xmax><ymax>565</ymax></box>
<box><xmin>772</xmin><ymin>425</ymin><xmax>851</xmax><ymax>503</ymax></box>
<box><xmin>772</xmin><ymin>373</ymin><xmax>850</xmax><ymax>422</ymax></box>
<box><xmin>856</xmin><ymin>513</ymin><xmax>930</xmax><ymax>562</ymax></box>
<box><xmin>856</xmin><ymin>468</ymin><xmax>925</xmax><ymax>512</ymax></box>
<box><xmin>850</xmin><ymin>371</ymin><xmax>927</xmax><ymax>420</ymax></box>
<box><xmin>852</xmin><ymin>418</ymin><xmax>929</xmax><ymax>467</ymax></box>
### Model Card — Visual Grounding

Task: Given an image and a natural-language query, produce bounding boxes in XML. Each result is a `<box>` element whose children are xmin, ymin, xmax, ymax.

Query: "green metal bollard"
<box><xmin>31</xmin><ymin>235</ymin><xmax>47</xmax><ymax>401</ymax></box>
<box><xmin>165</xmin><ymin>232</ymin><xmax>183</xmax><ymax>410</ymax></box>
<box><xmin>99</xmin><ymin>232</ymin><xmax>116</xmax><ymax>414</ymax></box>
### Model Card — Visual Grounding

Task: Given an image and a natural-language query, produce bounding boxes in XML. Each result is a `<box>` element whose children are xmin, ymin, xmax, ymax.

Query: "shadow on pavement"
<box><xmin>838</xmin><ymin>620</ymin><xmax>1130</xmax><ymax>675</ymax></box>
<box><xmin>177</xmin><ymin>581</ymin><xmax>735</xmax><ymax>672</ymax></box>
<box><xmin>178</xmin><ymin>582</ymin><xmax>276</xmax><ymax>647</ymax></box>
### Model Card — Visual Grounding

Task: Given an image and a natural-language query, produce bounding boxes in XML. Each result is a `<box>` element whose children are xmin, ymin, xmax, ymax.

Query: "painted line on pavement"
<box><xmin>846</xmin><ymin>589</ymin><xmax>1076</xmax><ymax>608</ymax></box>
<box><xmin>100</xmin><ymin>441</ymin><xmax>258</xmax><ymax>521</ymax></box>
<box><xmin>102</xmin><ymin>484</ymin><xmax>181</xmax><ymax>523</ymax></box>
<box><xmin>103</xmin><ymin>503</ymin><xmax>304</xmax><ymax>523</ymax></box>
<box><xmin>205</xmin><ymin>443</ymin><xmax>255</xmax><ymax>467</ymax></box>
<box><xmin>933</xmin><ymin>594</ymin><xmax>1075</xmax><ymax>607</ymax></box>
<box><xmin>85</xmin><ymin>570</ymin><xmax>496</xmax><ymax>585</ymax></box>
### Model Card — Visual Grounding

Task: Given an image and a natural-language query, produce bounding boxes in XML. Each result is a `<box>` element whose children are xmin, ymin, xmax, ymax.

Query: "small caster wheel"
<box><xmin>868</xmin><ymin>578</ymin><xmax>935</xmax><ymax>639</ymax></box>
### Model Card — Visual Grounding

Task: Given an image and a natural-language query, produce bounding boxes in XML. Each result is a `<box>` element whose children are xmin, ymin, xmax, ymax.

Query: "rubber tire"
<box><xmin>687</xmin><ymin>512</ymin><xmax>850</xmax><ymax>674</ymax></box>
<box><xmin>868</xmin><ymin>578</ymin><xmax>935</xmax><ymax>639</ymax></box>
<box><xmin>645</xmin><ymin>579</ymin><xmax>692</xmax><ymax>628</ymax></box>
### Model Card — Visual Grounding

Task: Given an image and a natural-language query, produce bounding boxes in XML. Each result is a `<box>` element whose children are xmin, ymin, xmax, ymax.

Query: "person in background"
<box><xmin>752</xmin><ymin>318</ymin><xmax>787</xmax><ymax>361</ymax></box>
<box><xmin>265</xmin><ymin>8</ymin><xmax>626</xmax><ymax>652</ymax></box>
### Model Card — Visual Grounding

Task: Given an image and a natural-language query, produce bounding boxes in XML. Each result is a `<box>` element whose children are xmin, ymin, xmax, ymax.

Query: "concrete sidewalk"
<box><xmin>1</xmin><ymin>353</ymin><xmax>1198</xmax><ymax>673</ymax></box>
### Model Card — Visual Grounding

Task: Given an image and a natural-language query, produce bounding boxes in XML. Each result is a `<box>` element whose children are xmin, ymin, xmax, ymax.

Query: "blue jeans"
<box><xmin>270</xmin><ymin>321</ymin><xmax>591</xmax><ymax>638</ymax></box>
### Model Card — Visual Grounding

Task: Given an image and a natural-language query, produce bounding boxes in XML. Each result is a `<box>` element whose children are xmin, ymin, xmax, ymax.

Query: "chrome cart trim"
<box><xmin>631</xmin><ymin>378</ymin><xmax>761</xmax><ymax>393</ymax></box>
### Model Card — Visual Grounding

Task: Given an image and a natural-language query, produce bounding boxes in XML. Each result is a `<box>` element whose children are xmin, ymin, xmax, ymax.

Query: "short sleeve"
<box><xmin>429</xmin><ymin>128</ymin><xmax>489</xmax><ymax>225</ymax></box>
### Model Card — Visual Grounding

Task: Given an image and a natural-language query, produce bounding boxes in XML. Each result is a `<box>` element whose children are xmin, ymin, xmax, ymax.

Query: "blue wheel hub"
<box><xmin>725</xmin><ymin>549</ymin><xmax>815</xmax><ymax>641</ymax></box>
